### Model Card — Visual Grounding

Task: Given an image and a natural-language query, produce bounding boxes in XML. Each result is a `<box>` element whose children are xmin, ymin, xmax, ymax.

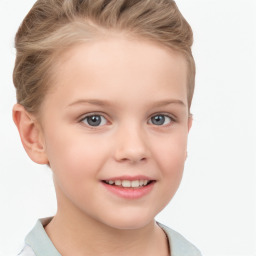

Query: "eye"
<box><xmin>149</xmin><ymin>114</ymin><xmax>172</xmax><ymax>126</ymax></box>
<box><xmin>81</xmin><ymin>115</ymin><xmax>107</xmax><ymax>127</ymax></box>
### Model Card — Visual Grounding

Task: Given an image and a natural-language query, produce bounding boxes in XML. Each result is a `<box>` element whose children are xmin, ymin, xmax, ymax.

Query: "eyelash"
<box><xmin>148</xmin><ymin>113</ymin><xmax>176</xmax><ymax>126</ymax></box>
<box><xmin>79</xmin><ymin>112</ymin><xmax>176</xmax><ymax>128</ymax></box>
<box><xmin>79</xmin><ymin>112</ymin><xmax>109</xmax><ymax>128</ymax></box>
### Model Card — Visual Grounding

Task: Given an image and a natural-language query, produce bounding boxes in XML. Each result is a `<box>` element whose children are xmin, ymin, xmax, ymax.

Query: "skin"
<box><xmin>13</xmin><ymin>35</ymin><xmax>192</xmax><ymax>256</ymax></box>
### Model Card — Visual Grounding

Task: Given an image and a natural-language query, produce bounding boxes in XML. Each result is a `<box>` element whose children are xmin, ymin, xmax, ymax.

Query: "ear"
<box><xmin>12</xmin><ymin>104</ymin><xmax>49</xmax><ymax>165</ymax></box>
<box><xmin>188</xmin><ymin>114</ymin><xmax>193</xmax><ymax>132</ymax></box>
<box><xmin>185</xmin><ymin>115</ymin><xmax>193</xmax><ymax>160</ymax></box>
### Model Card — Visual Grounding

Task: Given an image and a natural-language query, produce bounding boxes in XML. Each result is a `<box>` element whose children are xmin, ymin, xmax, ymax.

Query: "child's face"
<box><xmin>39</xmin><ymin>35</ymin><xmax>191</xmax><ymax>229</ymax></box>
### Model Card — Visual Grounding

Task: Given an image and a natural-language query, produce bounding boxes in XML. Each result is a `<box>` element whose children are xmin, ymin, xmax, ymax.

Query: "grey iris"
<box><xmin>87</xmin><ymin>115</ymin><xmax>102</xmax><ymax>126</ymax></box>
<box><xmin>151</xmin><ymin>115</ymin><xmax>165</xmax><ymax>125</ymax></box>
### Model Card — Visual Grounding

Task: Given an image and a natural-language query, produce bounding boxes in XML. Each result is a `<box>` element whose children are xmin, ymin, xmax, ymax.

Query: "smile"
<box><xmin>101</xmin><ymin>176</ymin><xmax>156</xmax><ymax>199</ymax></box>
<box><xmin>103</xmin><ymin>180</ymin><xmax>152</xmax><ymax>188</ymax></box>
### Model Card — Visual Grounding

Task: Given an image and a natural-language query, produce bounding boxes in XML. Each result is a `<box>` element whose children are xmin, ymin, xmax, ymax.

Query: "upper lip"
<box><xmin>102</xmin><ymin>175</ymin><xmax>155</xmax><ymax>181</ymax></box>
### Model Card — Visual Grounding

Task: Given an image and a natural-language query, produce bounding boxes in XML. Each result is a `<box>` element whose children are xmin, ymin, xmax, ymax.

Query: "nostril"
<box><xmin>113</xmin><ymin>130</ymin><xmax>150</xmax><ymax>163</ymax></box>
<box><xmin>115</xmin><ymin>154</ymin><xmax>148</xmax><ymax>163</ymax></box>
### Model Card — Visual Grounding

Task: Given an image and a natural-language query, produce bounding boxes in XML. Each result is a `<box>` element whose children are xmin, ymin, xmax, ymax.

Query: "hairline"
<box><xmin>35</xmin><ymin>22</ymin><xmax>193</xmax><ymax>116</ymax></box>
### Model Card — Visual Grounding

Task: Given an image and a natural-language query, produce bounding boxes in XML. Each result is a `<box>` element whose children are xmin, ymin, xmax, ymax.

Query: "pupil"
<box><xmin>152</xmin><ymin>115</ymin><xmax>165</xmax><ymax>125</ymax></box>
<box><xmin>88</xmin><ymin>115</ymin><xmax>101</xmax><ymax>126</ymax></box>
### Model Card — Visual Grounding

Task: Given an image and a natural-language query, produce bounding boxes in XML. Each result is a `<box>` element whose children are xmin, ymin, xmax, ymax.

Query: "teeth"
<box><xmin>105</xmin><ymin>179</ymin><xmax>151</xmax><ymax>188</ymax></box>
<box><xmin>115</xmin><ymin>180</ymin><xmax>122</xmax><ymax>186</ymax></box>
<box><xmin>122</xmin><ymin>180</ymin><xmax>131</xmax><ymax>187</ymax></box>
<box><xmin>131</xmin><ymin>180</ymin><xmax>139</xmax><ymax>187</ymax></box>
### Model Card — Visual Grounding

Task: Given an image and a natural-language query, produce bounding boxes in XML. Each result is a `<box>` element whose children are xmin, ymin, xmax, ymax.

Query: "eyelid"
<box><xmin>79</xmin><ymin>112</ymin><xmax>108</xmax><ymax>121</ymax></box>
<box><xmin>78</xmin><ymin>112</ymin><xmax>111</xmax><ymax>128</ymax></box>
<box><xmin>148</xmin><ymin>112</ymin><xmax>176</xmax><ymax>121</ymax></box>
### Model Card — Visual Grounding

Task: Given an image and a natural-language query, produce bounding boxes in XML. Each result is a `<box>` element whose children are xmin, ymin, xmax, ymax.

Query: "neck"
<box><xmin>45</xmin><ymin>207</ymin><xmax>169</xmax><ymax>256</ymax></box>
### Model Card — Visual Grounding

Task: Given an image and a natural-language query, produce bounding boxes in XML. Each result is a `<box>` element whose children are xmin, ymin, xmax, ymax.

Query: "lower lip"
<box><xmin>102</xmin><ymin>182</ymin><xmax>155</xmax><ymax>199</ymax></box>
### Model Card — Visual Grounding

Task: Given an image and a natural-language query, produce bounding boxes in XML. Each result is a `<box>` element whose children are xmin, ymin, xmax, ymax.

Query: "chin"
<box><xmin>97</xmin><ymin>208</ymin><xmax>157</xmax><ymax>231</ymax></box>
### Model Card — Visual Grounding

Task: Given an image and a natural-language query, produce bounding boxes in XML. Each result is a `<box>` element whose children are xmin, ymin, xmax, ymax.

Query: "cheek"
<box><xmin>152</xmin><ymin>131</ymin><xmax>188</xmax><ymax>193</ymax></box>
<box><xmin>154</xmin><ymin>131</ymin><xmax>188</xmax><ymax>171</ymax></box>
<box><xmin>44</xmin><ymin>127</ymin><xmax>106</xmax><ymax>180</ymax></box>
<box><xmin>45</xmin><ymin>134</ymin><xmax>106</xmax><ymax>203</ymax></box>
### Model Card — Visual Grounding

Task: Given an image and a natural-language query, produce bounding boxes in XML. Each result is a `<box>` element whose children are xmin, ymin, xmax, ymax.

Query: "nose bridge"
<box><xmin>114</xmin><ymin>121</ymin><xmax>149</xmax><ymax>163</ymax></box>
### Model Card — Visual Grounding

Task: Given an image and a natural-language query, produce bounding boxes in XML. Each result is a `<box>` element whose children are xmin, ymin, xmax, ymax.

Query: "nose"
<box><xmin>114</xmin><ymin>124</ymin><xmax>150</xmax><ymax>163</ymax></box>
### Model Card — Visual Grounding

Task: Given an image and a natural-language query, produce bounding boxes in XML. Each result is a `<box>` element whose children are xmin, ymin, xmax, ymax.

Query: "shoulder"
<box><xmin>19</xmin><ymin>217</ymin><xmax>61</xmax><ymax>256</ymax></box>
<box><xmin>157</xmin><ymin>222</ymin><xmax>202</xmax><ymax>256</ymax></box>
<box><xmin>17</xmin><ymin>244</ymin><xmax>36</xmax><ymax>256</ymax></box>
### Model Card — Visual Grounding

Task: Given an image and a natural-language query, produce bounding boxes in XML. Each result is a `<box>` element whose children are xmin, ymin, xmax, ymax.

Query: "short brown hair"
<box><xmin>13</xmin><ymin>0</ymin><xmax>195</xmax><ymax>114</ymax></box>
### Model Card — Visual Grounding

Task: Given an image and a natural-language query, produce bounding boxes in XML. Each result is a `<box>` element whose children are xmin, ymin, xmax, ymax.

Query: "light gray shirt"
<box><xmin>18</xmin><ymin>217</ymin><xmax>202</xmax><ymax>256</ymax></box>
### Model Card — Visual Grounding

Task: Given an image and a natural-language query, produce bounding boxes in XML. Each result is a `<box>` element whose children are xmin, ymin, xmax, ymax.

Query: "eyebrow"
<box><xmin>67</xmin><ymin>99</ymin><xmax>186</xmax><ymax>108</ymax></box>
<box><xmin>150</xmin><ymin>99</ymin><xmax>186</xmax><ymax>108</ymax></box>
<box><xmin>67</xmin><ymin>99</ymin><xmax>112</xmax><ymax>108</ymax></box>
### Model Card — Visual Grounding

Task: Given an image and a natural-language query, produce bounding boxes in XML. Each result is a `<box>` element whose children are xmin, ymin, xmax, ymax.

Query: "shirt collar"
<box><xmin>25</xmin><ymin>217</ymin><xmax>61</xmax><ymax>256</ymax></box>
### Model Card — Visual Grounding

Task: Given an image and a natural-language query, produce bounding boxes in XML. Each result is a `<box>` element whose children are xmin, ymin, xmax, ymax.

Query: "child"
<box><xmin>13</xmin><ymin>0</ymin><xmax>201</xmax><ymax>255</ymax></box>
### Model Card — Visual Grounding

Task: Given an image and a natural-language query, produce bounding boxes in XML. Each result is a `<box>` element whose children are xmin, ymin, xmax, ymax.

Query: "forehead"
<box><xmin>57</xmin><ymin>35</ymin><xmax>187</xmax><ymax>76</ymax></box>
<box><xmin>44</xmin><ymin>35</ymin><xmax>188</xmax><ymax>109</ymax></box>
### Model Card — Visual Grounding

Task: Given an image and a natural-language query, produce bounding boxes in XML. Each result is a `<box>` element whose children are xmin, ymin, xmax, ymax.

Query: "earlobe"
<box><xmin>12</xmin><ymin>104</ymin><xmax>49</xmax><ymax>165</ymax></box>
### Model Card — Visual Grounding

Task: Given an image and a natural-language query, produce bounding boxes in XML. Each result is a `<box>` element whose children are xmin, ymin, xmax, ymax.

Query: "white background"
<box><xmin>0</xmin><ymin>0</ymin><xmax>255</xmax><ymax>255</ymax></box>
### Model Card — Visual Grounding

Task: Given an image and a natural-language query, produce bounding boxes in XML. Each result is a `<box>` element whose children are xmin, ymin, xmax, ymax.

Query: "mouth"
<box><xmin>101</xmin><ymin>177</ymin><xmax>156</xmax><ymax>199</ymax></box>
<box><xmin>102</xmin><ymin>179</ymin><xmax>155</xmax><ymax>188</ymax></box>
